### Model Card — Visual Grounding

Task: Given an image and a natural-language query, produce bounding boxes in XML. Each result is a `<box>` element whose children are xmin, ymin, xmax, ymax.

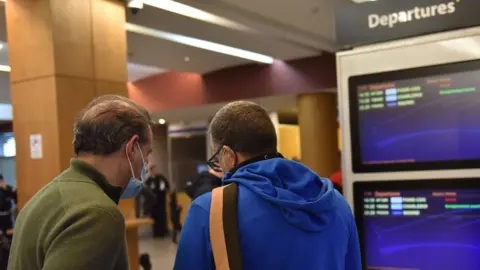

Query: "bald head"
<box><xmin>73</xmin><ymin>95</ymin><xmax>152</xmax><ymax>156</ymax></box>
<box><xmin>209</xmin><ymin>101</ymin><xmax>277</xmax><ymax>157</ymax></box>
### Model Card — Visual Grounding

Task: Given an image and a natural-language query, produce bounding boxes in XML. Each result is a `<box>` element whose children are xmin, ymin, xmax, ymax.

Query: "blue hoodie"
<box><xmin>174</xmin><ymin>158</ymin><xmax>361</xmax><ymax>270</ymax></box>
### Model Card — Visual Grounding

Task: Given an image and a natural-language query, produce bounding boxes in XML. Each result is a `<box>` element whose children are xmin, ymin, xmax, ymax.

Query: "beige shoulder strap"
<box><xmin>210</xmin><ymin>185</ymin><xmax>229</xmax><ymax>270</ymax></box>
<box><xmin>209</xmin><ymin>183</ymin><xmax>243</xmax><ymax>270</ymax></box>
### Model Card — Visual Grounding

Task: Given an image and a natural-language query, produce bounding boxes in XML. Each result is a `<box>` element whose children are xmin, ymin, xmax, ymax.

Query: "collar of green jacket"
<box><xmin>70</xmin><ymin>159</ymin><xmax>123</xmax><ymax>204</ymax></box>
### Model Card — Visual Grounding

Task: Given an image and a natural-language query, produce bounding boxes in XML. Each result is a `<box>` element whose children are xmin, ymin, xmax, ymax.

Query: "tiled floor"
<box><xmin>139</xmin><ymin>230</ymin><xmax>177</xmax><ymax>269</ymax></box>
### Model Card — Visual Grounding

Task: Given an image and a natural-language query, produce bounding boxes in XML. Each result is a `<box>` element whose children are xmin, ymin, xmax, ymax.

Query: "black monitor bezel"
<box><xmin>349</xmin><ymin>59</ymin><xmax>480</xmax><ymax>173</ymax></box>
<box><xmin>353</xmin><ymin>178</ymin><xmax>480</xmax><ymax>270</ymax></box>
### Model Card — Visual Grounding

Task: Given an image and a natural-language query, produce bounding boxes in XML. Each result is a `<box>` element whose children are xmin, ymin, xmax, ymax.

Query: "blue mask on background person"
<box><xmin>121</xmin><ymin>142</ymin><xmax>147</xmax><ymax>199</ymax></box>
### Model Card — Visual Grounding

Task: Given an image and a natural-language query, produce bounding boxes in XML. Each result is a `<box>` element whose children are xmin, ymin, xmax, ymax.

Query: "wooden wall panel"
<box><xmin>10</xmin><ymin>77</ymin><xmax>60</xmax><ymax>207</ymax></box>
<box><xmin>298</xmin><ymin>93</ymin><xmax>339</xmax><ymax>177</ymax></box>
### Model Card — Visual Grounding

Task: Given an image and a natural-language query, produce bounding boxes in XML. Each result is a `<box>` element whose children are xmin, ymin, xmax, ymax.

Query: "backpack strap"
<box><xmin>210</xmin><ymin>183</ymin><xmax>243</xmax><ymax>270</ymax></box>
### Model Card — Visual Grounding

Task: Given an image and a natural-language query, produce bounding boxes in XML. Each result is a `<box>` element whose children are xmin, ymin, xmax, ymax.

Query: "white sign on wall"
<box><xmin>29</xmin><ymin>134</ymin><xmax>43</xmax><ymax>159</ymax></box>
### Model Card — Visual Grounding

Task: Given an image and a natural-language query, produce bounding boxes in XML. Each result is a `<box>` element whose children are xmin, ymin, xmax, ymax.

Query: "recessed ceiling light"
<box><xmin>0</xmin><ymin>65</ymin><xmax>11</xmax><ymax>72</ymax></box>
<box><xmin>127</xmin><ymin>0</ymin><xmax>144</xmax><ymax>9</ymax></box>
<box><xmin>125</xmin><ymin>23</ymin><xmax>274</xmax><ymax>64</ymax></box>
<box><xmin>159</xmin><ymin>118</ymin><xmax>166</xmax><ymax>125</ymax></box>
<box><xmin>143</xmin><ymin>0</ymin><xmax>251</xmax><ymax>32</ymax></box>
<box><xmin>184</xmin><ymin>56</ymin><xmax>190</xmax><ymax>62</ymax></box>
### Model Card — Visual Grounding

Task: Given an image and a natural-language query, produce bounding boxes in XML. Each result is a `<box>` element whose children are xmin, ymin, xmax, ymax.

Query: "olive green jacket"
<box><xmin>8</xmin><ymin>159</ymin><xmax>129</xmax><ymax>270</ymax></box>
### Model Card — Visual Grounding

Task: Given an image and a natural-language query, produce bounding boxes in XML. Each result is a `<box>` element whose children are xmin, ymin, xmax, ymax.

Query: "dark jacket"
<box><xmin>0</xmin><ymin>185</ymin><xmax>16</xmax><ymax>213</ymax></box>
<box><xmin>169</xmin><ymin>193</ymin><xmax>182</xmax><ymax>229</ymax></box>
<box><xmin>185</xmin><ymin>172</ymin><xmax>222</xmax><ymax>200</ymax></box>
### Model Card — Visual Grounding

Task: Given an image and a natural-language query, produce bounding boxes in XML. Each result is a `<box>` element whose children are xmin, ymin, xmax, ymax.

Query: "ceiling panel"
<box><xmin>126</xmin><ymin>5</ymin><xmax>318</xmax><ymax>60</ymax></box>
<box><xmin>0</xmin><ymin>0</ymin><xmax>337</xmax><ymax>100</ymax></box>
<box><xmin>217</xmin><ymin>0</ymin><xmax>337</xmax><ymax>41</ymax></box>
<box><xmin>176</xmin><ymin>0</ymin><xmax>351</xmax><ymax>51</ymax></box>
<box><xmin>127</xmin><ymin>63</ymin><xmax>167</xmax><ymax>82</ymax></box>
<box><xmin>127</xmin><ymin>31</ymin><xmax>250</xmax><ymax>74</ymax></box>
<box><xmin>152</xmin><ymin>94</ymin><xmax>298</xmax><ymax>123</ymax></box>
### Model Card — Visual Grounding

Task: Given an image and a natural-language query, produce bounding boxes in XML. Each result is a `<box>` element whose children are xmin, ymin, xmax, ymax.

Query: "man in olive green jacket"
<box><xmin>8</xmin><ymin>95</ymin><xmax>153</xmax><ymax>270</ymax></box>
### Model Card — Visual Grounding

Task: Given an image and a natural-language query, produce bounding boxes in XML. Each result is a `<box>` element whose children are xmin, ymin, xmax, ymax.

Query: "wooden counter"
<box><xmin>125</xmin><ymin>218</ymin><xmax>154</xmax><ymax>270</ymax></box>
<box><xmin>126</xmin><ymin>218</ymin><xmax>154</xmax><ymax>229</ymax></box>
<box><xmin>119</xmin><ymin>199</ymin><xmax>153</xmax><ymax>270</ymax></box>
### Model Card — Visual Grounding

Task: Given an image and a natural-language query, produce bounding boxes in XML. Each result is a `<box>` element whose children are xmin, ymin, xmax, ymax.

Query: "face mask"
<box><xmin>121</xmin><ymin>142</ymin><xmax>147</xmax><ymax>199</ymax></box>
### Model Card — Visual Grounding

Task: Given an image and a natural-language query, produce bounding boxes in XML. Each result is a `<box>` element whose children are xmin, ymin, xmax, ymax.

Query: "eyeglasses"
<box><xmin>206</xmin><ymin>146</ymin><xmax>223</xmax><ymax>172</ymax></box>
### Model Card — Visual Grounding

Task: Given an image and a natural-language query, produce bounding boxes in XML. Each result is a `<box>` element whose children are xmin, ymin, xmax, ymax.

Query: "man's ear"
<box><xmin>222</xmin><ymin>145</ymin><xmax>234</xmax><ymax>153</ymax></box>
<box><xmin>126</xmin><ymin>135</ymin><xmax>139</xmax><ymax>154</ymax></box>
<box><xmin>221</xmin><ymin>145</ymin><xmax>230</xmax><ymax>158</ymax></box>
<box><xmin>223</xmin><ymin>145</ymin><xmax>237</xmax><ymax>165</ymax></box>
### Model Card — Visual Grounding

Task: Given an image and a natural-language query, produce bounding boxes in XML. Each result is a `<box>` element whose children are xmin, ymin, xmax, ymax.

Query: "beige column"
<box><xmin>6</xmin><ymin>1</ymin><xmax>146</xmax><ymax>269</ymax></box>
<box><xmin>297</xmin><ymin>93</ymin><xmax>340</xmax><ymax>177</ymax></box>
<box><xmin>150</xmin><ymin>124</ymin><xmax>169</xmax><ymax>176</ymax></box>
<box><xmin>7</xmin><ymin>0</ymin><xmax>127</xmax><ymax>207</ymax></box>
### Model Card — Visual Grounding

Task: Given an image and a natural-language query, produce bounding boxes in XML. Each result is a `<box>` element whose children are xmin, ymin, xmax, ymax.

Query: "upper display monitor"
<box><xmin>349</xmin><ymin>60</ymin><xmax>480</xmax><ymax>173</ymax></box>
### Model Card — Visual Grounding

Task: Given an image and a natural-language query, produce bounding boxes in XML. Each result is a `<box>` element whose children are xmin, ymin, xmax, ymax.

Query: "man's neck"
<box><xmin>77</xmin><ymin>154</ymin><xmax>127</xmax><ymax>188</ymax></box>
<box><xmin>208</xmin><ymin>169</ymin><xmax>224</xmax><ymax>179</ymax></box>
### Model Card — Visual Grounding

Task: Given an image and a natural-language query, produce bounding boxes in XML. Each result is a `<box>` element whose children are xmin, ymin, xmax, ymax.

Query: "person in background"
<box><xmin>0</xmin><ymin>175</ymin><xmax>16</xmax><ymax>270</ymax></box>
<box><xmin>329</xmin><ymin>168</ymin><xmax>343</xmax><ymax>195</ymax></box>
<box><xmin>293</xmin><ymin>157</ymin><xmax>343</xmax><ymax>195</ymax></box>
<box><xmin>185</xmin><ymin>168</ymin><xmax>223</xmax><ymax>200</ymax></box>
<box><xmin>174</xmin><ymin>101</ymin><xmax>361</xmax><ymax>270</ymax></box>
<box><xmin>139</xmin><ymin>254</ymin><xmax>152</xmax><ymax>270</ymax></box>
<box><xmin>8</xmin><ymin>95</ymin><xmax>153</xmax><ymax>270</ymax></box>
<box><xmin>136</xmin><ymin>167</ymin><xmax>157</xmax><ymax>218</ymax></box>
<box><xmin>0</xmin><ymin>175</ymin><xmax>16</xmax><ymax>234</ymax></box>
<box><xmin>145</xmin><ymin>167</ymin><xmax>170</xmax><ymax>237</ymax></box>
<box><xmin>169</xmin><ymin>192</ymin><xmax>182</xmax><ymax>244</ymax></box>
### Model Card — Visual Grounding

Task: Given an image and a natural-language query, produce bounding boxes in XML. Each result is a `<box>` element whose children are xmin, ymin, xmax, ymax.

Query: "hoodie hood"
<box><xmin>223</xmin><ymin>158</ymin><xmax>336</xmax><ymax>232</ymax></box>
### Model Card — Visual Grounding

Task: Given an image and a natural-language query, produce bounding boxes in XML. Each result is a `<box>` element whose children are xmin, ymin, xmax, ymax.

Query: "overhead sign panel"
<box><xmin>336</xmin><ymin>0</ymin><xmax>480</xmax><ymax>47</ymax></box>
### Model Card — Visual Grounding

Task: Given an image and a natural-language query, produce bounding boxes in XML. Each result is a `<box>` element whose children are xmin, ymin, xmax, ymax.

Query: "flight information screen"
<box><xmin>361</xmin><ymin>188</ymin><xmax>480</xmax><ymax>270</ymax></box>
<box><xmin>355</xmin><ymin>69</ymin><xmax>480</xmax><ymax>166</ymax></box>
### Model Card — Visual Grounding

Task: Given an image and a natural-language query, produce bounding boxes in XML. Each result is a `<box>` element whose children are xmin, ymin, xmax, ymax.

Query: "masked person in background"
<box><xmin>8</xmin><ymin>95</ymin><xmax>153</xmax><ymax>270</ymax></box>
<box><xmin>145</xmin><ymin>167</ymin><xmax>170</xmax><ymax>237</ymax></box>
<box><xmin>135</xmin><ymin>165</ymin><xmax>157</xmax><ymax>219</ymax></box>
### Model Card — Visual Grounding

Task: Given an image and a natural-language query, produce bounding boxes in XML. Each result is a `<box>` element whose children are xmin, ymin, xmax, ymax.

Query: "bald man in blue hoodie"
<box><xmin>174</xmin><ymin>101</ymin><xmax>361</xmax><ymax>270</ymax></box>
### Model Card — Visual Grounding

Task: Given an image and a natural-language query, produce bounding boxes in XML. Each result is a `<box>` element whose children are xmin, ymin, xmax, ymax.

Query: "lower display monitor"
<box><xmin>354</xmin><ymin>178</ymin><xmax>480</xmax><ymax>270</ymax></box>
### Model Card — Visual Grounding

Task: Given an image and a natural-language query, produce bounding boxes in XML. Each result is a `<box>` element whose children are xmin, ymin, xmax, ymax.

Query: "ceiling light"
<box><xmin>438</xmin><ymin>37</ymin><xmax>480</xmax><ymax>58</ymax></box>
<box><xmin>127</xmin><ymin>0</ymin><xmax>144</xmax><ymax>9</ymax></box>
<box><xmin>159</xmin><ymin>118</ymin><xmax>166</xmax><ymax>125</ymax></box>
<box><xmin>143</xmin><ymin>0</ymin><xmax>251</xmax><ymax>32</ymax></box>
<box><xmin>0</xmin><ymin>65</ymin><xmax>11</xmax><ymax>72</ymax></box>
<box><xmin>184</xmin><ymin>56</ymin><xmax>190</xmax><ymax>62</ymax></box>
<box><xmin>125</xmin><ymin>23</ymin><xmax>274</xmax><ymax>64</ymax></box>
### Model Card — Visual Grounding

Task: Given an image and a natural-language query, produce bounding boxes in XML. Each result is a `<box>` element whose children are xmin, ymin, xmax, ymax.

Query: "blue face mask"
<box><xmin>121</xmin><ymin>142</ymin><xmax>147</xmax><ymax>199</ymax></box>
